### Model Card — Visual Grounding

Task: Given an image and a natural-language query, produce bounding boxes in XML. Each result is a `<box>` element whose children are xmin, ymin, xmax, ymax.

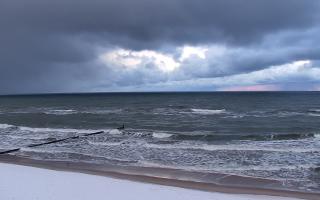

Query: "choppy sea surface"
<box><xmin>0</xmin><ymin>92</ymin><xmax>319</xmax><ymax>191</ymax></box>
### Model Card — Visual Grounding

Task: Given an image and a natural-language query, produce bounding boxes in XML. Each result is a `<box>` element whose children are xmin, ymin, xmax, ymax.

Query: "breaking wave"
<box><xmin>3</xmin><ymin>108</ymin><xmax>123</xmax><ymax>115</ymax></box>
<box><xmin>145</xmin><ymin>141</ymin><xmax>319</xmax><ymax>153</ymax></box>
<box><xmin>1</xmin><ymin>123</ymin><xmax>318</xmax><ymax>143</ymax></box>
<box><xmin>108</xmin><ymin>129</ymin><xmax>122</xmax><ymax>135</ymax></box>
<box><xmin>87</xmin><ymin>141</ymin><xmax>123</xmax><ymax>146</ymax></box>
<box><xmin>0</xmin><ymin>123</ymin><xmax>14</xmax><ymax>129</ymax></box>
<box><xmin>191</xmin><ymin>108</ymin><xmax>226</xmax><ymax>115</ymax></box>
<box><xmin>152</xmin><ymin>132</ymin><xmax>173</xmax><ymax>139</ymax></box>
<box><xmin>19</xmin><ymin>148</ymin><xmax>137</xmax><ymax>164</ymax></box>
<box><xmin>7</xmin><ymin>134</ymin><xmax>52</xmax><ymax>140</ymax></box>
<box><xmin>43</xmin><ymin>109</ymin><xmax>77</xmax><ymax>115</ymax></box>
<box><xmin>171</xmin><ymin>132</ymin><xmax>318</xmax><ymax>141</ymax></box>
<box><xmin>0</xmin><ymin>123</ymin><xmax>113</xmax><ymax>134</ymax></box>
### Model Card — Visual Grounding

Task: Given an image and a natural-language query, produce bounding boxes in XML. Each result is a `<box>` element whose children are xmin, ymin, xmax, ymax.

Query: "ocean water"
<box><xmin>0</xmin><ymin>92</ymin><xmax>319</xmax><ymax>191</ymax></box>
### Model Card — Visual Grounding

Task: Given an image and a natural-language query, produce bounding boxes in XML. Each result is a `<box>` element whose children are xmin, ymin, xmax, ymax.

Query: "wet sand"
<box><xmin>0</xmin><ymin>154</ymin><xmax>319</xmax><ymax>200</ymax></box>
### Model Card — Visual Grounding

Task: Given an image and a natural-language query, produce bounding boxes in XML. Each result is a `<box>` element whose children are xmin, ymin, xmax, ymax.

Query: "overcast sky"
<box><xmin>1</xmin><ymin>0</ymin><xmax>320</xmax><ymax>94</ymax></box>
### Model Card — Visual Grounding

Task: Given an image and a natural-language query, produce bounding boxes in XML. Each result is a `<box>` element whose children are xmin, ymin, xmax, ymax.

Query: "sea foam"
<box><xmin>152</xmin><ymin>132</ymin><xmax>173</xmax><ymax>139</ymax></box>
<box><xmin>191</xmin><ymin>108</ymin><xmax>226</xmax><ymax>115</ymax></box>
<box><xmin>0</xmin><ymin>124</ymin><xmax>14</xmax><ymax>129</ymax></box>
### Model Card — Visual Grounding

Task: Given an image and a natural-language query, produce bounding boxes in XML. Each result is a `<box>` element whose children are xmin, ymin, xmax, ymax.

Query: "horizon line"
<box><xmin>0</xmin><ymin>90</ymin><xmax>320</xmax><ymax>97</ymax></box>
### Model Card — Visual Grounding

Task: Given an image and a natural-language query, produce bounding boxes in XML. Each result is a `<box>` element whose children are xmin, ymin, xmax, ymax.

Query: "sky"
<box><xmin>1</xmin><ymin>0</ymin><xmax>320</xmax><ymax>94</ymax></box>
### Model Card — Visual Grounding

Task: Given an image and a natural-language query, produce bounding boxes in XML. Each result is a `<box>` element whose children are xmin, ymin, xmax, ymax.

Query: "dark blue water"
<box><xmin>0</xmin><ymin>92</ymin><xmax>319</xmax><ymax>191</ymax></box>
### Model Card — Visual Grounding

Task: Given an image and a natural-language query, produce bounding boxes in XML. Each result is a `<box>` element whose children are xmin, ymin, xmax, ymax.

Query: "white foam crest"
<box><xmin>108</xmin><ymin>129</ymin><xmax>122</xmax><ymax>135</ymax></box>
<box><xmin>152</xmin><ymin>132</ymin><xmax>173</xmax><ymax>139</ymax></box>
<box><xmin>8</xmin><ymin>134</ymin><xmax>51</xmax><ymax>140</ymax></box>
<box><xmin>6</xmin><ymin>108</ymin><xmax>122</xmax><ymax>116</ymax></box>
<box><xmin>0</xmin><ymin>123</ymin><xmax>110</xmax><ymax>135</ymax></box>
<box><xmin>20</xmin><ymin>147</ymin><xmax>55</xmax><ymax>154</ymax></box>
<box><xmin>214</xmin><ymin>164</ymin><xmax>316</xmax><ymax>172</ymax></box>
<box><xmin>19</xmin><ymin>147</ymin><xmax>135</xmax><ymax>163</ymax></box>
<box><xmin>131</xmin><ymin>132</ymin><xmax>147</xmax><ymax>137</ymax></box>
<box><xmin>87</xmin><ymin>141</ymin><xmax>123</xmax><ymax>146</ymax></box>
<box><xmin>43</xmin><ymin>109</ymin><xmax>77</xmax><ymax>115</ymax></box>
<box><xmin>18</xmin><ymin>126</ymin><xmax>93</xmax><ymax>134</ymax></box>
<box><xmin>145</xmin><ymin>142</ymin><xmax>318</xmax><ymax>153</ymax></box>
<box><xmin>136</xmin><ymin>160</ymin><xmax>179</xmax><ymax>169</ymax></box>
<box><xmin>198</xmin><ymin>144</ymin><xmax>318</xmax><ymax>153</ymax></box>
<box><xmin>191</xmin><ymin>108</ymin><xmax>226</xmax><ymax>115</ymax></box>
<box><xmin>277</xmin><ymin>111</ymin><xmax>303</xmax><ymax>117</ymax></box>
<box><xmin>0</xmin><ymin>123</ymin><xmax>15</xmax><ymax>129</ymax></box>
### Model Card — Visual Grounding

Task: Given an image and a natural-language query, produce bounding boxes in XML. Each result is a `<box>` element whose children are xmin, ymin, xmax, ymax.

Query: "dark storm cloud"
<box><xmin>0</xmin><ymin>0</ymin><xmax>320</xmax><ymax>93</ymax></box>
<box><xmin>2</xmin><ymin>0</ymin><xmax>319</xmax><ymax>46</ymax></box>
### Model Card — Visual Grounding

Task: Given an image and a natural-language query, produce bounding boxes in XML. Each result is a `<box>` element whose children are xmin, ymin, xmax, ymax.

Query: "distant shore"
<box><xmin>0</xmin><ymin>154</ymin><xmax>319</xmax><ymax>200</ymax></box>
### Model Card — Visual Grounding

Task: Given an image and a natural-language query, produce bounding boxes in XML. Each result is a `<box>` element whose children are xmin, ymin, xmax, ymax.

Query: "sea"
<box><xmin>0</xmin><ymin>92</ymin><xmax>319</xmax><ymax>192</ymax></box>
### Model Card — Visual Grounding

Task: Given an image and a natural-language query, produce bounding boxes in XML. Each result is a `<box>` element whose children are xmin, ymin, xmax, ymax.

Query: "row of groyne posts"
<box><xmin>0</xmin><ymin>124</ymin><xmax>125</xmax><ymax>155</ymax></box>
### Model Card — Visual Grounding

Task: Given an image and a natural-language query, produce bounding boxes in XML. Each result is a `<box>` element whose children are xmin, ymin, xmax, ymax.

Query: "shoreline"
<box><xmin>0</xmin><ymin>155</ymin><xmax>319</xmax><ymax>200</ymax></box>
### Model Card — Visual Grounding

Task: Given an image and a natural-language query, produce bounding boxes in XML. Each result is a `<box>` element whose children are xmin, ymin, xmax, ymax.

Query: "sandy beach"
<box><xmin>2</xmin><ymin>162</ymin><xmax>307</xmax><ymax>200</ymax></box>
<box><xmin>1</xmin><ymin>155</ymin><xmax>319</xmax><ymax>200</ymax></box>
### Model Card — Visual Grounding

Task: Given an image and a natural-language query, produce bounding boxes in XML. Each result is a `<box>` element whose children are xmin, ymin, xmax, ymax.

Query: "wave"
<box><xmin>19</xmin><ymin>148</ymin><xmax>137</xmax><ymax>164</ymax></box>
<box><xmin>137</xmin><ymin>160</ymin><xmax>317</xmax><ymax>174</ymax></box>
<box><xmin>213</xmin><ymin>164</ymin><xmax>317</xmax><ymax>172</ymax></box>
<box><xmin>145</xmin><ymin>142</ymin><xmax>319</xmax><ymax>153</ymax></box>
<box><xmin>191</xmin><ymin>108</ymin><xmax>226</xmax><ymax>115</ymax></box>
<box><xmin>87</xmin><ymin>141</ymin><xmax>123</xmax><ymax>146</ymax></box>
<box><xmin>108</xmin><ymin>129</ymin><xmax>122</xmax><ymax>135</ymax></box>
<box><xmin>171</xmin><ymin>132</ymin><xmax>319</xmax><ymax>142</ymax></box>
<box><xmin>3</xmin><ymin>108</ymin><xmax>123</xmax><ymax>116</ymax></box>
<box><xmin>236</xmin><ymin>111</ymin><xmax>304</xmax><ymax>118</ymax></box>
<box><xmin>117</xmin><ymin>128</ymin><xmax>320</xmax><ymax>142</ymax></box>
<box><xmin>0</xmin><ymin>123</ymin><xmax>14</xmax><ymax>129</ymax></box>
<box><xmin>45</xmin><ymin>108</ymin><xmax>122</xmax><ymax>115</ymax></box>
<box><xmin>0</xmin><ymin>123</ymin><xmax>117</xmax><ymax>138</ymax></box>
<box><xmin>121</xmin><ymin>129</ymin><xmax>174</xmax><ymax>139</ymax></box>
<box><xmin>152</xmin><ymin>132</ymin><xmax>173</xmax><ymax>139</ymax></box>
<box><xmin>225</xmin><ymin>110</ymin><xmax>320</xmax><ymax>118</ymax></box>
<box><xmin>2</xmin><ymin>123</ymin><xmax>318</xmax><ymax>142</ymax></box>
<box><xmin>7</xmin><ymin>134</ymin><xmax>53</xmax><ymax>140</ymax></box>
<box><xmin>18</xmin><ymin>126</ymin><xmax>94</xmax><ymax>134</ymax></box>
<box><xmin>43</xmin><ymin>109</ymin><xmax>77</xmax><ymax>115</ymax></box>
<box><xmin>251</xmin><ymin>133</ymin><xmax>318</xmax><ymax>141</ymax></box>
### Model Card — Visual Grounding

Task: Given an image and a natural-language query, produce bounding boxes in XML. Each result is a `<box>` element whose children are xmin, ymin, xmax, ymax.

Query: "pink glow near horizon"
<box><xmin>220</xmin><ymin>84</ymin><xmax>280</xmax><ymax>91</ymax></box>
<box><xmin>313</xmin><ymin>85</ymin><xmax>320</xmax><ymax>91</ymax></box>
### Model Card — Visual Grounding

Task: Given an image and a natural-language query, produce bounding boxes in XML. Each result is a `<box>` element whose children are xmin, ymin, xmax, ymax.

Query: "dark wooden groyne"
<box><xmin>0</xmin><ymin>148</ymin><xmax>21</xmax><ymax>155</ymax></box>
<box><xmin>27</xmin><ymin>131</ymin><xmax>105</xmax><ymax>148</ymax></box>
<box><xmin>0</xmin><ymin>125</ymin><xmax>124</xmax><ymax>155</ymax></box>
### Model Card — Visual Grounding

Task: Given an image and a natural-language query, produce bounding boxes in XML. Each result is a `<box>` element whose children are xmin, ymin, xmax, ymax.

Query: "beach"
<box><xmin>2</xmin><ymin>162</ymin><xmax>304</xmax><ymax>200</ymax></box>
<box><xmin>0</xmin><ymin>154</ymin><xmax>319</xmax><ymax>200</ymax></box>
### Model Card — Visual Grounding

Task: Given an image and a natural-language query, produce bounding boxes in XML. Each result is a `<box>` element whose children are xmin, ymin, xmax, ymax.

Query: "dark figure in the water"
<box><xmin>117</xmin><ymin>124</ymin><xmax>125</xmax><ymax>130</ymax></box>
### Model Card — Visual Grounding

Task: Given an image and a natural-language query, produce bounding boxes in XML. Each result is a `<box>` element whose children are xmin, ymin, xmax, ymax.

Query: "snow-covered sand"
<box><xmin>0</xmin><ymin>163</ymin><xmax>301</xmax><ymax>200</ymax></box>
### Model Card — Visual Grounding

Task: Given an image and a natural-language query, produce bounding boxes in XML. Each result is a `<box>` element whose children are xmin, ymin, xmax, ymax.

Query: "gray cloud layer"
<box><xmin>1</xmin><ymin>0</ymin><xmax>320</xmax><ymax>93</ymax></box>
